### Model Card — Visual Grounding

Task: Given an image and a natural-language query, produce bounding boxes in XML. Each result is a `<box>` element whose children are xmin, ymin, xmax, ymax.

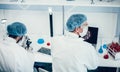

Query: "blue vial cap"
<box><xmin>103</xmin><ymin>44</ymin><xmax>107</xmax><ymax>49</ymax></box>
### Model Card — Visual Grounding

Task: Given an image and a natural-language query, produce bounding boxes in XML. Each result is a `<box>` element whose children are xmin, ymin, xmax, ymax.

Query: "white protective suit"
<box><xmin>52</xmin><ymin>32</ymin><xmax>99</xmax><ymax>72</ymax></box>
<box><xmin>0</xmin><ymin>37</ymin><xmax>34</xmax><ymax>72</ymax></box>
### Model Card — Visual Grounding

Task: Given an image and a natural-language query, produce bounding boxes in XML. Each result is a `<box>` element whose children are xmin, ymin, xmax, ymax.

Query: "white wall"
<box><xmin>0</xmin><ymin>10</ymin><xmax>7</xmax><ymax>41</ymax></box>
<box><xmin>0</xmin><ymin>8</ymin><xmax>118</xmax><ymax>38</ymax></box>
<box><xmin>3</xmin><ymin>10</ymin><xmax>50</xmax><ymax>35</ymax></box>
<box><xmin>0</xmin><ymin>6</ymin><xmax>119</xmax><ymax>51</ymax></box>
<box><xmin>53</xmin><ymin>11</ymin><xmax>63</xmax><ymax>36</ymax></box>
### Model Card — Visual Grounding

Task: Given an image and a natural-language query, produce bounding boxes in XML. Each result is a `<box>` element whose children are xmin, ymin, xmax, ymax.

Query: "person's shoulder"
<box><xmin>0</xmin><ymin>40</ymin><xmax>9</xmax><ymax>48</ymax></box>
<box><xmin>0</xmin><ymin>42</ymin><xmax>5</xmax><ymax>51</ymax></box>
<box><xmin>82</xmin><ymin>40</ymin><xmax>95</xmax><ymax>48</ymax></box>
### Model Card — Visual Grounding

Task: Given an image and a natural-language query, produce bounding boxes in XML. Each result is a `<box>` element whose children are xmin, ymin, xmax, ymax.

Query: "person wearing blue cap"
<box><xmin>7</xmin><ymin>22</ymin><xmax>27</xmax><ymax>43</ymax></box>
<box><xmin>66</xmin><ymin>14</ymin><xmax>90</xmax><ymax>38</ymax></box>
<box><xmin>52</xmin><ymin>14</ymin><xmax>99</xmax><ymax>72</ymax></box>
<box><xmin>0</xmin><ymin>22</ymin><xmax>34</xmax><ymax>72</ymax></box>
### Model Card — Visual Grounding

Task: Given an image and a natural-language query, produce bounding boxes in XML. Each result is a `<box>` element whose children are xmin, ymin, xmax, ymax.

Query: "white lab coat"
<box><xmin>0</xmin><ymin>37</ymin><xmax>34</xmax><ymax>72</ymax></box>
<box><xmin>52</xmin><ymin>32</ymin><xmax>99</xmax><ymax>72</ymax></box>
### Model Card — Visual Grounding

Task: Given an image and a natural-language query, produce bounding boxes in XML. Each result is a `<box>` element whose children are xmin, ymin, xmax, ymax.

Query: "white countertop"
<box><xmin>99</xmin><ymin>56</ymin><xmax>120</xmax><ymax>67</ymax></box>
<box><xmin>33</xmin><ymin>51</ymin><xmax>120</xmax><ymax>67</ymax></box>
<box><xmin>33</xmin><ymin>52</ymin><xmax>52</xmax><ymax>63</ymax></box>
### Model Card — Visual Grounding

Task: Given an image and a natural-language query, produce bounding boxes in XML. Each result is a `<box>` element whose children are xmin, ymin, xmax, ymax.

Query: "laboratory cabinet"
<box><xmin>0</xmin><ymin>0</ymin><xmax>120</xmax><ymax>72</ymax></box>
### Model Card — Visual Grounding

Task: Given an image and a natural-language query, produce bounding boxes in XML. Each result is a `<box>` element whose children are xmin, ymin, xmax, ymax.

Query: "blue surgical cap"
<box><xmin>7</xmin><ymin>22</ymin><xmax>27</xmax><ymax>36</ymax></box>
<box><xmin>66</xmin><ymin>14</ymin><xmax>87</xmax><ymax>31</ymax></box>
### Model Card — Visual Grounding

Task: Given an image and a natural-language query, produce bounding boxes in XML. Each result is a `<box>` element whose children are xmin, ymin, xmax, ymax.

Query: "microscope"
<box><xmin>18</xmin><ymin>35</ymin><xmax>33</xmax><ymax>52</ymax></box>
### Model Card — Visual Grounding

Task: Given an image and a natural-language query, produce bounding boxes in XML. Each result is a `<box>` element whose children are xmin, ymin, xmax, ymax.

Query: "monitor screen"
<box><xmin>84</xmin><ymin>26</ymin><xmax>99</xmax><ymax>44</ymax></box>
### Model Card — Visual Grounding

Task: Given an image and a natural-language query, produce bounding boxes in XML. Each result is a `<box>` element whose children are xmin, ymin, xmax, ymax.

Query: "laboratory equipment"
<box><xmin>103</xmin><ymin>44</ymin><xmax>107</xmax><ymax>49</ymax></box>
<box><xmin>48</xmin><ymin>7</ymin><xmax>53</xmax><ymax>37</ymax></box>
<box><xmin>84</xmin><ymin>27</ymin><xmax>99</xmax><ymax>45</ymax></box>
<box><xmin>26</xmin><ymin>38</ymin><xmax>32</xmax><ymax>49</ymax></box>
<box><xmin>38</xmin><ymin>47</ymin><xmax>51</xmax><ymax>55</ymax></box>
<box><xmin>98</xmin><ymin>46</ymin><xmax>103</xmax><ymax>54</ymax></box>
<box><xmin>47</xmin><ymin>42</ymin><xmax>50</xmax><ymax>46</ymax></box>
<box><xmin>37</xmin><ymin>38</ymin><xmax>44</xmax><ymax>44</ymax></box>
<box><xmin>18</xmin><ymin>35</ymin><xmax>33</xmax><ymax>51</ymax></box>
<box><xmin>103</xmin><ymin>54</ymin><xmax>109</xmax><ymax>59</ymax></box>
<box><xmin>108</xmin><ymin>42</ymin><xmax>120</xmax><ymax>60</ymax></box>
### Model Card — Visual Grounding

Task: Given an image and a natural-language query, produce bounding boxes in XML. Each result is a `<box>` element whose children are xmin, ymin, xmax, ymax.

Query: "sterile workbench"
<box><xmin>33</xmin><ymin>50</ymin><xmax>120</xmax><ymax>72</ymax></box>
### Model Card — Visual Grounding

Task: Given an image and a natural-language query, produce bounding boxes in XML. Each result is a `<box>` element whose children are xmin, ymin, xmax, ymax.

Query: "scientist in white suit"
<box><xmin>0</xmin><ymin>22</ymin><xmax>34</xmax><ymax>72</ymax></box>
<box><xmin>52</xmin><ymin>14</ymin><xmax>99</xmax><ymax>72</ymax></box>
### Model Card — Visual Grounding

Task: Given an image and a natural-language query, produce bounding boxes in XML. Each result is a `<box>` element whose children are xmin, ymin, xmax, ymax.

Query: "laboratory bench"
<box><xmin>33</xmin><ymin>51</ymin><xmax>120</xmax><ymax>72</ymax></box>
<box><xmin>0</xmin><ymin>0</ymin><xmax>119</xmax><ymax>72</ymax></box>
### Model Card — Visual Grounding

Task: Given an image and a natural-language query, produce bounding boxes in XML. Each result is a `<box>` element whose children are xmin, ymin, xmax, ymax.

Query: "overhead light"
<box><xmin>1</xmin><ymin>19</ymin><xmax>7</xmax><ymax>24</ymax></box>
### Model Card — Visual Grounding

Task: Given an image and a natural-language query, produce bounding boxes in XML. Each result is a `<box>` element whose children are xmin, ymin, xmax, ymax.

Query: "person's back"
<box><xmin>52</xmin><ymin>14</ymin><xmax>99</xmax><ymax>72</ymax></box>
<box><xmin>0</xmin><ymin>37</ymin><xmax>34</xmax><ymax>72</ymax></box>
<box><xmin>52</xmin><ymin>36</ymin><xmax>99</xmax><ymax>72</ymax></box>
<box><xmin>0</xmin><ymin>22</ymin><xmax>34</xmax><ymax>72</ymax></box>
